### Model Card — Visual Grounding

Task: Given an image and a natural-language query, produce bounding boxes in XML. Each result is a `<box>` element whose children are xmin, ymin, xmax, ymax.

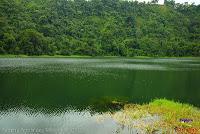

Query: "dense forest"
<box><xmin>0</xmin><ymin>0</ymin><xmax>199</xmax><ymax>56</ymax></box>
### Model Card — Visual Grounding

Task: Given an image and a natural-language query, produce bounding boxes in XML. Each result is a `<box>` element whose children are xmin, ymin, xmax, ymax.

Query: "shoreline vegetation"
<box><xmin>105</xmin><ymin>99</ymin><xmax>200</xmax><ymax>133</ymax></box>
<box><xmin>0</xmin><ymin>0</ymin><xmax>200</xmax><ymax>57</ymax></box>
<box><xmin>0</xmin><ymin>54</ymin><xmax>200</xmax><ymax>58</ymax></box>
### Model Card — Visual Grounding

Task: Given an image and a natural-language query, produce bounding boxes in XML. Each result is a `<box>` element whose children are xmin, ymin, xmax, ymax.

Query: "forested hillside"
<box><xmin>0</xmin><ymin>0</ymin><xmax>199</xmax><ymax>56</ymax></box>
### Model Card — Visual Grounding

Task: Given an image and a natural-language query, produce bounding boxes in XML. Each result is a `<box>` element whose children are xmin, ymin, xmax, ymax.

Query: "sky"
<box><xmin>135</xmin><ymin>0</ymin><xmax>200</xmax><ymax>5</ymax></box>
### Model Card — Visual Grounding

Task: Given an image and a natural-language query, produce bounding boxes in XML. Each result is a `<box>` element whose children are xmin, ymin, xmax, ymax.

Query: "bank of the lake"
<box><xmin>0</xmin><ymin>54</ymin><xmax>152</xmax><ymax>58</ymax></box>
<box><xmin>107</xmin><ymin>99</ymin><xmax>200</xmax><ymax>133</ymax></box>
<box><xmin>0</xmin><ymin>54</ymin><xmax>92</xmax><ymax>58</ymax></box>
<box><xmin>0</xmin><ymin>54</ymin><xmax>200</xmax><ymax>59</ymax></box>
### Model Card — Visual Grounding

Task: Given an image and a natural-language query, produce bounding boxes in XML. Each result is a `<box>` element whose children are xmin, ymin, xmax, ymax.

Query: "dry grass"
<box><xmin>111</xmin><ymin>99</ymin><xmax>200</xmax><ymax>133</ymax></box>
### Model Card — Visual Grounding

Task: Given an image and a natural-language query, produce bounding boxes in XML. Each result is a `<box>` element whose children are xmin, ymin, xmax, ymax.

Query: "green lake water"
<box><xmin>0</xmin><ymin>58</ymin><xmax>200</xmax><ymax>134</ymax></box>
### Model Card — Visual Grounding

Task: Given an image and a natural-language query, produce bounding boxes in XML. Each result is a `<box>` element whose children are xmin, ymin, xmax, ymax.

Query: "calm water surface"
<box><xmin>0</xmin><ymin>58</ymin><xmax>200</xmax><ymax>134</ymax></box>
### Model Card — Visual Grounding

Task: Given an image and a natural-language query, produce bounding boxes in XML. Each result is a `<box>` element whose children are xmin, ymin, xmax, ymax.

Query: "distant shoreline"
<box><xmin>0</xmin><ymin>55</ymin><xmax>199</xmax><ymax>59</ymax></box>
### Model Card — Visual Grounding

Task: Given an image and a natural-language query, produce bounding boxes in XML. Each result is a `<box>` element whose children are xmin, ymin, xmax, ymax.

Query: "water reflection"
<box><xmin>0</xmin><ymin>108</ymin><xmax>140</xmax><ymax>134</ymax></box>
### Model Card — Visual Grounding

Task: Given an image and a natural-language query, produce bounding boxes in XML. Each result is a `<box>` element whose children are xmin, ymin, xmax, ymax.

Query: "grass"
<box><xmin>0</xmin><ymin>54</ymin><xmax>92</xmax><ymax>58</ymax></box>
<box><xmin>148</xmin><ymin>99</ymin><xmax>200</xmax><ymax>128</ymax></box>
<box><xmin>110</xmin><ymin>99</ymin><xmax>200</xmax><ymax>133</ymax></box>
<box><xmin>1</xmin><ymin>54</ymin><xmax>199</xmax><ymax>59</ymax></box>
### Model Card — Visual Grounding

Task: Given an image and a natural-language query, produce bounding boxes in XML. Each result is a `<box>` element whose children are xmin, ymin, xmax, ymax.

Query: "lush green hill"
<box><xmin>0</xmin><ymin>0</ymin><xmax>199</xmax><ymax>56</ymax></box>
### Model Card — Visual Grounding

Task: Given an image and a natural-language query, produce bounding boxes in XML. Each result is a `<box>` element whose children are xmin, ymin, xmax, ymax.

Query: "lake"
<box><xmin>0</xmin><ymin>58</ymin><xmax>200</xmax><ymax>134</ymax></box>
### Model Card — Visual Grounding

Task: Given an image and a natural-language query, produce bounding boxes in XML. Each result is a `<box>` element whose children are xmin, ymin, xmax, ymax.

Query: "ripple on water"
<box><xmin>0</xmin><ymin>58</ymin><xmax>199</xmax><ymax>74</ymax></box>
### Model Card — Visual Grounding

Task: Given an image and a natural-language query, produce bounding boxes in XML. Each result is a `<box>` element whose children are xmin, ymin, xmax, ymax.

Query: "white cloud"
<box><xmin>175</xmin><ymin>0</ymin><xmax>199</xmax><ymax>4</ymax></box>
<box><xmin>134</xmin><ymin>0</ymin><xmax>164</xmax><ymax>4</ymax></box>
<box><xmin>133</xmin><ymin>0</ymin><xmax>199</xmax><ymax>5</ymax></box>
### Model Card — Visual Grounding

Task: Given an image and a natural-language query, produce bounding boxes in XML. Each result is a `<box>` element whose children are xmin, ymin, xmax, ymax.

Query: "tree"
<box><xmin>164</xmin><ymin>0</ymin><xmax>175</xmax><ymax>7</ymax></box>
<box><xmin>19</xmin><ymin>29</ymin><xmax>52</xmax><ymax>55</ymax></box>
<box><xmin>151</xmin><ymin>0</ymin><xmax>159</xmax><ymax>4</ymax></box>
<box><xmin>2</xmin><ymin>33</ymin><xmax>16</xmax><ymax>53</ymax></box>
<box><xmin>0</xmin><ymin>0</ymin><xmax>199</xmax><ymax>57</ymax></box>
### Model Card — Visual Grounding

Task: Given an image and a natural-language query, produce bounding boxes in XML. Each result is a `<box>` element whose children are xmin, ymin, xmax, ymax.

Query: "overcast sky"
<box><xmin>135</xmin><ymin>0</ymin><xmax>200</xmax><ymax>5</ymax></box>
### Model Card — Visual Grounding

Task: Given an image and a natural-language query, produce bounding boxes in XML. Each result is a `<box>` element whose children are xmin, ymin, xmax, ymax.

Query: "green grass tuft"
<box><xmin>111</xmin><ymin>99</ymin><xmax>200</xmax><ymax>133</ymax></box>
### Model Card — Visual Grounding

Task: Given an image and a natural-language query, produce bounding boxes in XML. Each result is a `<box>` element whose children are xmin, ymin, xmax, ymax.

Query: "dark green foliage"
<box><xmin>0</xmin><ymin>0</ymin><xmax>199</xmax><ymax>56</ymax></box>
<box><xmin>19</xmin><ymin>29</ymin><xmax>52</xmax><ymax>55</ymax></box>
